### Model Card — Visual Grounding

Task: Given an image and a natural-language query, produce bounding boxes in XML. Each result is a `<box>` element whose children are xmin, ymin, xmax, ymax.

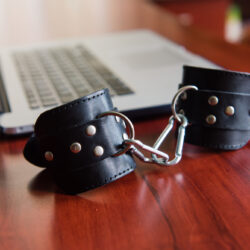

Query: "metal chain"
<box><xmin>98</xmin><ymin>85</ymin><xmax>198</xmax><ymax>166</ymax></box>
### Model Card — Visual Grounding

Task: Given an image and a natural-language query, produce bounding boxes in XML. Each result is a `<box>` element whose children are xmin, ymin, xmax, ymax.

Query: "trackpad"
<box><xmin>119</xmin><ymin>48</ymin><xmax>190</xmax><ymax>69</ymax></box>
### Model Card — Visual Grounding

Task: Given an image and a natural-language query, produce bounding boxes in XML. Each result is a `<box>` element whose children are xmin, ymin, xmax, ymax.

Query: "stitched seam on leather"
<box><xmin>202</xmin><ymin>142</ymin><xmax>247</xmax><ymax>150</ymax></box>
<box><xmin>194</xmin><ymin>124</ymin><xmax>250</xmax><ymax>131</ymax></box>
<box><xmin>50</xmin><ymin>89</ymin><xmax>107</xmax><ymax>114</ymax></box>
<box><xmin>35</xmin><ymin>89</ymin><xmax>108</xmax><ymax>132</ymax></box>
<box><xmin>213</xmin><ymin>70</ymin><xmax>250</xmax><ymax>79</ymax></box>
<box><xmin>37</xmin><ymin>90</ymin><xmax>107</xmax><ymax>123</ymax></box>
<box><xmin>51</xmin><ymin>151</ymin><xmax>124</xmax><ymax>170</ymax></box>
<box><xmin>198</xmin><ymin>89</ymin><xmax>250</xmax><ymax>96</ymax></box>
<box><xmin>186</xmin><ymin>66</ymin><xmax>250</xmax><ymax>79</ymax></box>
<box><xmin>40</xmin><ymin>116</ymin><xmax>125</xmax><ymax>165</ymax></box>
<box><xmin>82</xmin><ymin>165</ymin><xmax>135</xmax><ymax>192</ymax></box>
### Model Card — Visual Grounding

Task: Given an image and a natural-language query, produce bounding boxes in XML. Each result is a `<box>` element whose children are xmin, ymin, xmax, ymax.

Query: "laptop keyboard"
<box><xmin>13</xmin><ymin>45</ymin><xmax>134</xmax><ymax>109</ymax></box>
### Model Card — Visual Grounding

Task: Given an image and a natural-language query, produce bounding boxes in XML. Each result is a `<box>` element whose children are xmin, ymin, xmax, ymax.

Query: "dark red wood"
<box><xmin>0</xmin><ymin>0</ymin><xmax>249</xmax><ymax>249</ymax></box>
<box><xmin>155</xmin><ymin>0</ymin><xmax>232</xmax><ymax>38</ymax></box>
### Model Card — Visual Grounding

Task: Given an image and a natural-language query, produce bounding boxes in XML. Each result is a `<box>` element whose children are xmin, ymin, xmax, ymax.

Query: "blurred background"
<box><xmin>153</xmin><ymin>0</ymin><xmax>250</xmax><ymax>45</ymax></box>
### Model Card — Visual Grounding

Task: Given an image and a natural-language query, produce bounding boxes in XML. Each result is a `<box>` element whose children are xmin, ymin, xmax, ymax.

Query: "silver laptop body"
<box><xmin>0</xmin><ymin>29</ymin><xmax>216</xmax><ymax>135</ymax></box>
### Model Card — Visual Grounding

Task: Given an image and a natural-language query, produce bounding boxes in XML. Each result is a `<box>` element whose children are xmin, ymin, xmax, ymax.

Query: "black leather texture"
<box><xmin>24</xmin><ymin>89</ymin><xmax>136</xmax><ymax>194</ymax></box>
<box><xmin>178</xmin><ymin>65</ymin><xmax>250</xmax><ymax>150</ymax></box>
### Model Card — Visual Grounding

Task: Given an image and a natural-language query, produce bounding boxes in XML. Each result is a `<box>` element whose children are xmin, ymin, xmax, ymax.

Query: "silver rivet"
<box><xmin>181</xmin><ymin>92</ymin><xmax>187</xmax><ymax>100</ymax></box>
<box><xmin>179</xmin><ymin>109</ymin><xmax>185</xmax><ymax>115</ymax></box>
<box><xmin>115</xmin><ymin>116</ymin><xmax>120</xmax><ymax>123</ymax></box>
<box><xmin>122</xmin><ymin>120</ymin><xmax>126</xmax><ymax>128</ymax></box>
<box><xmin>86</xmin><ymin>125</ymin><xmax>96</xmax><ymax>136</ymax></box>
<box><xmin>206</xmin><ymin>114</ymin><xmax>216</xmax><ymax>125</ymax></box>
<box><xmin>123</xmin><ymin>133</ymin><xmax>128</xmax><ymax>140</ymax></box>
<box><xmin>45</xmin><ymin>151</ymin><xmax>53</xmax><ymax>161</ymax></box>
<box><xmin>208</xmin><ymin>96</ymin><xmax>219</xmax><ymax>106</ymax></box>
<box><xmin>70</xmin><ymin>142</ymin><xmax>82</xmax><ymax>153</ymax></box>
<box><xmin>225</xmin><ymin>106</ymin><xmax>235</xmax><ymax>116</ymax></box>
<box><xmin>94</xmin><ymin>146</ymin><xmax>104</xmax><ymax>157</ymax></box>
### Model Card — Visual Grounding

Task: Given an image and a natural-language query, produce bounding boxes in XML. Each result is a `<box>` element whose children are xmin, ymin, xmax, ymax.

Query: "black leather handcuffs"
<box><xmin>178</xmin><ymin>65</ymin><xmax>250</xmax><ymax>150</ymax></box>
<box><xmin>24</xmin><ymin>89</ymin><xmax>136</xmax><ymax>194</ymax></box>
<box><xmin>24</xmin><ymin>66</ymin><xmax>250</xmax><ymax>194</ymax></box>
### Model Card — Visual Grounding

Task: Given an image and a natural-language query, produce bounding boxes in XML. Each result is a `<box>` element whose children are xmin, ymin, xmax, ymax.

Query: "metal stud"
<box><xmin>115</xmin><ymin>116</ymin><xmax>121</xmax><ymax>123</ymax></box>
<box><xmin>123</xmin><ymin>133</ymin><xmax>128</xmax><ymax>140</ymax></box>
<box><xmin>122</xmin><ymin>120</ymin><xmax>126</xmax><ymax>128</ymax></box>
<box><xmin>206</xmin><ymin>114</ymin><xmax>216</xmax><ymax>125</ymax></box>
<box><xmin>70</xmin><ymin>142</ymin><xmax>82</xmax><ymax>153</ymax></box>
<box><xmin>94</xmin><ymin>146</ymin><xmax>104</xmax><ymax>157</ymax></box>
<box><xmin>45</xmin><ymin>151</ymin><xmax>54</xmax><ymax>161</ymax></box>
<box><xmin>86</xmin><ymin>125</ymin><xmax>96</xmax><ymax>136</ymax></box>
<box><xmin>225</xmin><ymin>106</ymin><xmax>235</xmax><ymax>116</ymax></box>
<box><xmin>208</xmin><ymin>96</ymin><xmax>219</xmax><ymax>106</ymax></box>
<box><xmin>115</xmin><ymin>115</ymin><xmax>126</xmax><ymax>128</ymax></box>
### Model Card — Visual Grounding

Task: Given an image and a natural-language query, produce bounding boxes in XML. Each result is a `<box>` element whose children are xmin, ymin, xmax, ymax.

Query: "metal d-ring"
<box><xmin>97</xmin><ymin>111</ymin><xmax>135</xmax><ymax>156</ymax></box>
<box><xmin>171</xmin><ymin>85</ymin><xmax>198</xmax><ymax>123</ymax></box>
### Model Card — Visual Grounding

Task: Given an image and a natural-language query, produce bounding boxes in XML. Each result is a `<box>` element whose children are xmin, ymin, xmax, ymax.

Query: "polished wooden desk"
<box><xmin>0</xmin><ymin>0</ymin><xmax>249</xmax><ymax>249</ymax></box>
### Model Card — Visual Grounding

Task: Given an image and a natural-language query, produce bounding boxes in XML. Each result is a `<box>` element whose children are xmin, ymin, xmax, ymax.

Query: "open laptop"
<box><xmin>0</xmin><ymin>29</ymin><xmax>216</xmax><ymax>135</ymax></box>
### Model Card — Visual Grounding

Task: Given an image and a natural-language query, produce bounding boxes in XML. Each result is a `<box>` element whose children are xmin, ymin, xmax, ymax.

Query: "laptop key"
<box><xmin>29</xmin><ymin>103</ymin><xmax>40</xmax><ymax>109</ymax></box>
<box><xmin>50</xmin><ymin>49</ymin><xmax>93</xmax><ymax>97</ymax></box>
<box><xmin>40</xmin><ymin>98</ymin><xmax>58</xmax><ymax>107</ymax></box>
<box><xmin>13</xmin><ymin>44</ymin><xmax>134</xmax><ymax>111</ymax></box>
<box><xmin>60</xmin><ymin>95</ymin><xmax>75</xmax><ymax>103</ymax></box>
<box><xmin>72</xmin><ymin>46</ymin><xmax>134</xmax><ymax>96</ymax></box>
<box><xmin>26</xmin><ymin>90</ymin><xmax>41</xmax><ymax>109</ymax></box>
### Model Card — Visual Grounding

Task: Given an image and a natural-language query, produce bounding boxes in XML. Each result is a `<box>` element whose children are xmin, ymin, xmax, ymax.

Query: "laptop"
<box><xmin>0</xmin><ymin>29</ymin><xmax>216</xmax><ymax>135</ymax></box>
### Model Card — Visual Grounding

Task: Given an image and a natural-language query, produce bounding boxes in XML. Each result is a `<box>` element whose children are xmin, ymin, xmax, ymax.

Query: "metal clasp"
<box><xmin>98</xmin><ymin>85</ymin><xmax>198</xmax><ymax>166</ymax></box>
<box><xmin>152</xmin><ymin>114</ymin><xmax>188</xmax><ymax>166</ymax></box>
<box><xmin>151</xmin><ymin>85</ymin><xmax>198</xmax><ymax>166</ymax></box>
<box><xmin>124</xmin><ymin>139</ymin><xmax>169</xmax><ymax>164</ymax></box>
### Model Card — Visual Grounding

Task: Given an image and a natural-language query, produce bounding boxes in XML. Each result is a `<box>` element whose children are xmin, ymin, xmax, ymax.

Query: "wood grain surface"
<box><xmin>0</xmin><ymin>0</ymin><xmax>249</xmax><ymax>250</ymax></box>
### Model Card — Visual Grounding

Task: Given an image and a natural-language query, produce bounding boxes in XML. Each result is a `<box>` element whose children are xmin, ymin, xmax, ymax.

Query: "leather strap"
<box><xmin>178</xmin><ymin>65</ymin><xmax>250</xmax><ymax>150</ymax></box>
<box><xmin>24</xmin><ymin>89</ymin><xmax>136</xmax><ymax>194</ymax></box>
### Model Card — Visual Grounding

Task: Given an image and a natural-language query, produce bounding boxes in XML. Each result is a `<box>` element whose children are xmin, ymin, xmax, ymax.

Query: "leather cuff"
<box><xmin>178</xmin><ymin>65</ymin><xmax>250</xmax><ymax>150</ymax></box>
<box><xmin>24</xmin><ymin>89</ymin><xmax>136</xmax><ymax>194</ymax></box>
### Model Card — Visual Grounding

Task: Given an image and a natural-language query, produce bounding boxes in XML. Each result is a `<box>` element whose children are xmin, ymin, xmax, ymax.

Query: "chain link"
<box><xmin>98</xmin><ymin>85</ymin><xmax>198</xmax><ymax>166</ymax></box>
